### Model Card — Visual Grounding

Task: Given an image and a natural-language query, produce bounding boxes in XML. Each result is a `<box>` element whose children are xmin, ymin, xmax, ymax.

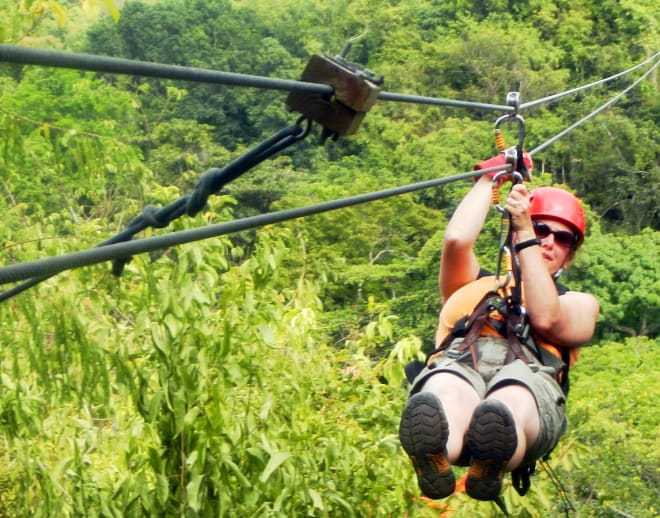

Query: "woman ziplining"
<box><xmin>399</xmin><ymin>144</ymin><xmax>599</xmax><ymax>508</ymax></box>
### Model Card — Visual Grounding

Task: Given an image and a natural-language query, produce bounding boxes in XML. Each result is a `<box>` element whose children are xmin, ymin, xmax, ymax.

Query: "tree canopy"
<box><xmin>0</xmin><ymin>0</ymin><xmax>658</xmax><ymax>516</ymax></box>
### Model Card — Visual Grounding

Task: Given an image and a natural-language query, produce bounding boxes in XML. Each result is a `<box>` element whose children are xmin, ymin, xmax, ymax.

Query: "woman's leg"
<box><xmin>399</xmin><ymin>371</ymin><xmax>481</xmax><ymax>499</ymax></box>
<box><xmin>464</xmin><ymin>380</ymin><xmax>543</xmax><ymax>501</ymax></box>
<box><xmin>421</xmin><ymin>372</ymin><xmax>481</xmax><ymax>463</ymax></box>
<box><xmin>486</xmin><ymin>383</ymin><xmax>541</xmax><ymax>469</ymax></box>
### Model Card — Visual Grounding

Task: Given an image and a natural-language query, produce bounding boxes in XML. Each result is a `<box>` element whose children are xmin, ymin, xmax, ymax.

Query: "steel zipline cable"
<box><xmin>0</xmin><ymin>44</ymin><xmax>333</xmax><ymax>92</ymax></box>
<box><xmin>0</xmin><ymin>44</ymin><xmax>656</xmax><ymax>113</ymax></box>
<box><xmin>520</xmin><ymin>51</ymin><xmax>659</xmax><ymax>110</ymax></box>
<box><xmin>0</xmin><ymin>46</ymin><xmax>657</xmax><ymax>299</ymax></box>
<box><xmin>0</xmin><ymin>167</ymin><xmax>494</xmax><ymax>286</ymax></box>
<box><xmin>0</xmin><ymin>44</ymin><xmax>512</xmax><ymax>113</ymax></box>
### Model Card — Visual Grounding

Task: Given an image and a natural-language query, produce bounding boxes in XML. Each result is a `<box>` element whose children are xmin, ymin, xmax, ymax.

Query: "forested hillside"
<box><xmin>0</xmin><ymin>1</ymin><xmax>658</xmax><ymax>516</ymax></box>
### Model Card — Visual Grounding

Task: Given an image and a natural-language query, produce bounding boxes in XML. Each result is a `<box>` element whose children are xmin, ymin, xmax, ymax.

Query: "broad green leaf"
<box><xmin>186</xmin><ymin>474</ymin><xmax>204</xmax><ymax>513</ymax></box>
<box><xmin>309</xmin><ymin>488</ymin><xmax>324</xmax><ymax>511</ymax></box>
<box><xmin>259</xmin><ymin>451</ymin><xmax>291</xmax><ymax>483</ymax></box>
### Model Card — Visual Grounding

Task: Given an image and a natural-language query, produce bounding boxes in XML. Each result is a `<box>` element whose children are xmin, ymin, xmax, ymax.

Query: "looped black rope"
<box><xmin>186</xmin><ymin>169</ymin><xmax>224</xmax><ymax>216</ymax></box>
<box><xmin>139</xmin><ymin>205</ymin><xmax>178</xmax><ymax>229</ymax></box>
<box><xmin>110</xmin><ymin>116</ymin><xmax>311</xmax><ymax>275</ymax></box>
<box><xmin>107</xmin><ymin>201</ymin><xmax>189</xmax><ymax>275</ymax></box>
<box><xmin>0</xmin><ymin>117</ymin><xmax>313</xmax><ymax>297</ymax></box>
<box><xmin>104</xmin><ymin>199</ymin><xmax>191</xmax><ymax>248</ymax></box>
<box><xmin>186</xmin><ymin>116</ymin><xmax>310</xmax><ymax>217</ymax></box>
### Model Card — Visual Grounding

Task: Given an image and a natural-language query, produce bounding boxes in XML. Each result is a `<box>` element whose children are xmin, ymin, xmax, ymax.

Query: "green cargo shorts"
<box><xmin>409</xmin><ymin>337</ymin><xmax>567</xmax><ymax>464</ymax></box>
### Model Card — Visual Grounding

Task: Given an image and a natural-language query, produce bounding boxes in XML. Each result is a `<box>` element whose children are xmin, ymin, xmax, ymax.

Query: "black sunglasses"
<box><xmin>533</xmin><ymin>221</ymin><xmax>577</xmax><ymax>248</ymax></box>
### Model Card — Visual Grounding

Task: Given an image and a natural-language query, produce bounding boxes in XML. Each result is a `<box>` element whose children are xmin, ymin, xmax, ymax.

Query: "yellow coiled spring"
<box><xmin>505</xmin><ymin>251</ymin><xmax>513</xmax><ymax>275</ymax></box>
<box><xmin>495</xmin><ymin>129</ymin><xmax>507</xmax><ymax>151</ymax></box>
<box><xmin>491</xmin><ymin>186</ymin><xmax>500</xmax><ymax>204</ymax></box>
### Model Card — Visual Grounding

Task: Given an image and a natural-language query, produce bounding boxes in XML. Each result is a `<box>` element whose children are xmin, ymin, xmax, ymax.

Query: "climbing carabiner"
<box><xmin>493</xmin><ymin>92</ymin><xmax>533</xmax><ymax>181</ymax></box>
<box><xmin>494</xmin><ymin>169</ymin><xmax>523</xmax><ymax>213</ymax></box>
<box><xmin>493</xmin><ymin>148</ymin><xmax>523</xmax><ymax>211</ymax></box>
<box><xmin>495</xmin><ymin>92</ymin><xmax>523</xmax><ymax>143</ymax></box>
<box><xmin>494</xmin><ymin>115</ymin><xmax>532</xmax><ymax>181</ymax></box>
<box><xmin>494</xmin><ymin>112</ymin><xmax>526</xmax><ymax>151</ymax></box>
<box><xmin>495</xmin><ymin>245</ymin><xmax>513</xmax><ymax>290</ymax></box>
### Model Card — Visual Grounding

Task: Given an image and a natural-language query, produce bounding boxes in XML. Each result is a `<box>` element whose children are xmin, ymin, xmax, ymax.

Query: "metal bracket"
<box><xmin>286</xmin><ymin>49</ymin><xmax>383</xmax><ymax>138</ymax></box>
<box><xmin>506</xmin><ymin>91</ymin><xmax>520</xmax><ymax>112</ymax></box>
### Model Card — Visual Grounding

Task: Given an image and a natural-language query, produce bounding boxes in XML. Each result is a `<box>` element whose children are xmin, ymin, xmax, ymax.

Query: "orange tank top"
<box><xmin>437</xmin><ymin>276</ymin><xmax>579</xmax><ymax>368</ymax></box>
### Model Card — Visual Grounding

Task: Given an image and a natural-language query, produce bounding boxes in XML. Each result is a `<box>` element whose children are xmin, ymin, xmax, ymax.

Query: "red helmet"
<box><xmin>529</xmin><ymin>187</ymin><xmax>586</xmax><ymax>247</ymax></box>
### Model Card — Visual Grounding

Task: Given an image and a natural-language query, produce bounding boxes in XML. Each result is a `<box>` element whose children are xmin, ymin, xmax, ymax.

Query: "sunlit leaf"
<box><xmin>259</xmin><ymin>451</ymin><xmax>291</xmax><ymax>483</ymax></box>
<box><xmin>186</xmin><ymin>473</ymin><xmax>204</xmax><ymax>512</ymax></box>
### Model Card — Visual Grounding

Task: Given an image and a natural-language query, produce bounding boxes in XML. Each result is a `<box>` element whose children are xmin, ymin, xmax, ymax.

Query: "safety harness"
<box><xmin>427</xmin><ymin>273</ymin><xmax>571</xmax><ymax>398</ymax></box>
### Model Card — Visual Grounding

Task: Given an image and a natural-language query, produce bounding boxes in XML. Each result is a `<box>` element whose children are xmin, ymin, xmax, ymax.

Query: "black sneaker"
<box><xmin>399</xmin><ymin>391</ymin><xmax>455</xmax><ymax>499</ymax></box>
<box><xmin>465</xmin><ymin>399</ymin><xmax>518</xmax><ymax>501</ymax></box>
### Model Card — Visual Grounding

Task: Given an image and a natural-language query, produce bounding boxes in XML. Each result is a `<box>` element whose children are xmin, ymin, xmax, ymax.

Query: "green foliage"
<box><xmin>548</xmin><ymin>109</ymin><xmax>659</xmax><ymax>232</ymax></box>
<box><xmin>0</xmin><ymin>224</ymin><xmax>413</xmax><ymax>516</ymax></box>
<box><xmin>85</xmin><ymin>0</ymin><xmax>298</xmax><ymax>148</ymax></box>
<box><xmin>568</xmin><ymin>227</ymin><xmax>659</xmax><ymax>339</ymax></box>
<box><xmin>562</xmin><ymin>337</ymin><xmax>659</xmax><ymax>517</ymax></box>
<box><xmin>1</xmin><ymin>0</ymin><xmax>659</xmax><ymax>516</ymax></box>
<box><xmin>145</xmin><ymin>117</ymin><xmax>232</xmax><ymax>188</ymax></box>
<box><xmin>0</xmin><ymin>66</ymin><xmax>147</xmax><ymax>216</ymax></box>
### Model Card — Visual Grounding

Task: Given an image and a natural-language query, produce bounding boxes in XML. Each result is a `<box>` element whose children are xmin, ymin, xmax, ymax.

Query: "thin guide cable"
<box><xmin>529</xmin><ymin>59</ymin><xmax>659</xmax><ymax>156</ymax></box>
<box><xmin>521</xmin><ymin>52</ymin><xmax>659</xmax><ymax>110</ymax></box>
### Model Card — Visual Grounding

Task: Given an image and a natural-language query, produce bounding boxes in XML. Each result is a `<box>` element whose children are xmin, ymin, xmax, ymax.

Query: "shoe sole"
<box><xmin>465</xmin><ymin>399</ymin><xmax>517</xmax><ymax>501</ymax></box>
<box><xmin>399</xmin><ymin>392</ymin><xmax>455</xmax><ymax>499</ymax></box>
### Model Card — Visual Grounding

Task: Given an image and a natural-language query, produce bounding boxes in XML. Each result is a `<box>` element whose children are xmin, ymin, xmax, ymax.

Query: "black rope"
<box><xmin>111</xmin><ymin>116</ymin><xmax>311</xmax><ymax>275</ymax></box>
<box><xmin>0</xmin><ymin>117</ymin><xmax>312</xmax><ymax>300</ymax></box>
<box><xmin>184</xmin><ymin>117</ymin><xmax>311</xmax><ymax>216</ymax></box>
<box><xmin>539</xmin><ymin>459</ymin><xmax>576</xmax><ymax>517</ymax></box>
<box><xmin>0</xmin><ymin>167</ymin><xmax>505</xmax><ymax>287</ymax></box>
<box><xmin>493</xmin><ymin>495</ymin><xmax>511</xmax><ymax>517</ymax></box>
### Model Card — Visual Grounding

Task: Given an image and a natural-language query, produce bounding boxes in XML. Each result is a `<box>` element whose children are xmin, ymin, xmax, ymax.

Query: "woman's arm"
<box><xmin>507</xmin><ymin>185</ymin><xmax>599</xmax><ymax>346</ymax></box>
<box><xmin>517</xmin><ymin>242</ymin><xmax>599</xmax><ymax>345</ymax></box>
<box><xmin>439</xmin><ymin>176</ymin><xmax>493</xmax><ymax>302</ymax></box>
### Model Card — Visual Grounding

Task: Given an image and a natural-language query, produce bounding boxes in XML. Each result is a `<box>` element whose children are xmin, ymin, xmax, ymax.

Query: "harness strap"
<box><xmin>450</xmin><ymin>292</ymin><xmax>503</xmax><ymax>371</ymax></box>
<box><xmin>453</xmin><ymin>314</ymin><xmax>487</xmax><ymax>371</ymax></box>
<box><xmin>447</xmin><ymin>291</ymin><xmax>538</xmax><ymax>372</ymax></box>
<box><xmin>504</xmin><ymin>313</ymin><xmax>532</xmax><ymax>365</ymax></box>
<box><xmin>511</xmin><ymin>463</ymin><xmax>535</xmax><ymax>496</ymax></box>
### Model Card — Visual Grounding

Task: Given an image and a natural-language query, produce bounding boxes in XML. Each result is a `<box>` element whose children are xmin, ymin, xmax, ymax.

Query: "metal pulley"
<box><xmin>286</xmin><ymin>47</ymin><xmax>383</xmax><ymax>138</ymax></box>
